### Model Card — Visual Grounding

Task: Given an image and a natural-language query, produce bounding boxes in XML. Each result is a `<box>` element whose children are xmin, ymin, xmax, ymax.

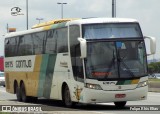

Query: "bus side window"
<box><xmin>25</xmin><ymin>34</ymin><xmax>34</xmax><ymax>55</ymax></box>
<box><xmin>45</xmin><ymin>30</ymin><xmax>57</xmax><ymax>54</ymax></box>
<box><xmin>32</xmin><ymin>32</ymin><xmax>46</xmax><ymax>54</ymax></box>
<box><xmin>70</xmin><ymin>25</ymin><xmax>84</xmax><ymax>81</ymax></box>
<box><xmin>56</xmin><ymin>27</ymin><xmax>68</xmax><ymax>53</ymax></box>
<box><xmin>17</xmin><ymin>36</ymin><xmax>25</xmax><ymax>56</ymax></box>
<box><xmin>5</xmin><ymin>38</ymin><xmax>11</xmax><ymax>57</ymax></box>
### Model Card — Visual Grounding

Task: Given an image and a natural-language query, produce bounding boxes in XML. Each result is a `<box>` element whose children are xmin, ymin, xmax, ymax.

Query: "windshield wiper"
<box><xmin>117</xmin><ymin>49</ymin><xmax>135</xmax><ymax>78</ymax></box>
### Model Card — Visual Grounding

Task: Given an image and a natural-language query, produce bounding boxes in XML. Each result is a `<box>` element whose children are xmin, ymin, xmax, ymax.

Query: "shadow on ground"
<box><xmin>9</xmin><ymin>99</ymin><xmax>130</xmax><ymax>111</ymax></box>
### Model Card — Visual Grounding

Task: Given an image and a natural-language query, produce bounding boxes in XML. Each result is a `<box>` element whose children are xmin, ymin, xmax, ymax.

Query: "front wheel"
<box><xmin>114</xmin><ymin>101</ymin><xmax>127</xmax><ymax>108</ymax></box>
<box><xmin>63</xmin><ymin>85</ymin><xmax>73</xmax><ymax>107</ymax></box>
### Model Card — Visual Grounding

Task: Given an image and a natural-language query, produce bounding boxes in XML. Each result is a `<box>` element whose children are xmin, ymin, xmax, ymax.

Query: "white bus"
<box><xmin>4</xmin><ymin>18</ymin><xmax>156</xmax><ymax>108</ymax></box>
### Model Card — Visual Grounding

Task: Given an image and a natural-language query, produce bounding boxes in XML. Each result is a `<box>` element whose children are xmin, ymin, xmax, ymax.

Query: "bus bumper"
<box><xmin>80</xmin><ymin>86</ymin><xmax>148</xmax><ymax>103</ymax></box>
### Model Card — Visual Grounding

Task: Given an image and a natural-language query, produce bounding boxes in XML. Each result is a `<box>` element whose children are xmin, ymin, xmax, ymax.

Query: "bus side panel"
<box><xmin>5</xmin><ymin>71</ymin><xmax>40</xmax><ymax>96</ymax></box>
<box><xmin>43</xmin><ymin>54</ymin><xmax>57</xmax><ymax>98</ymax></box>
<box><xmin>37</xmin><ymin>55</ymin><xmax>49</xmax><ymax>97</ymax></box>
<box><xmin>49</xmin><ymin>53</ymin><xmax>84</xmax><ymax>102</ymax></box>
<box><xmin>4</xmin><ymin>55</ymin><xmax>42</xmax><ymax>97</ymax></box>
<box><xmin>26</xmin><ymin>55</ymin><xmax>42</xmax><ymax>96</ymax></box>
<box><xmin>50</xmin><ymin>53</ymin><xmax>71</xmax><ymax>100</ymax></box>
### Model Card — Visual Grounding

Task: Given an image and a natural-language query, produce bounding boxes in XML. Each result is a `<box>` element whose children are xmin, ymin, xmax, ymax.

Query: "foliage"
<box><xmin>148</xmin><ymin>62</ymin><xmax>160</xmax><ymax>74</ymax></box>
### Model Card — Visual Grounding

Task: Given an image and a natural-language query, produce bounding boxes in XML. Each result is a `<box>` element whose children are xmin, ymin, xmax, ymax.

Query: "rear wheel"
<box><xmin>29</xmin><ymin>96</ymin><xmax>38</xmax><ymax>102</ymax></box>
<box><xmin>114</xmin><ymin>101</ymin><xmax>127</xmax><ymax>108</ymax></box>
<box><xmin>63</xmin><ymin>85</ymin><xmax>73</xmax><ymax>107</ymax></box>
<box><xmin>16</xmin><ymin>85</ymin><xmax>22</xmax><ymax>102</ymax></box>
<box><xmin>21</xmin><ymin>83</ymin><xmax>29</xmax><ymax>102</ymax></box>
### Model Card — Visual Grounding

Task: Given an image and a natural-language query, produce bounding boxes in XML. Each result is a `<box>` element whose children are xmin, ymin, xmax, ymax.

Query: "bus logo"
<box><xmin>103</xmin><ymin>81</ymin><xmax>116</xmax><ymax>85</ymax></box>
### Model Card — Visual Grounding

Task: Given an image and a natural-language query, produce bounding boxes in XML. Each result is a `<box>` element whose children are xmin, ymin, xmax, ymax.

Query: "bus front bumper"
<box><xmin>79</xmin><ymin>86</ymin><xmax>148</xmax><ymax>103</ymax></box>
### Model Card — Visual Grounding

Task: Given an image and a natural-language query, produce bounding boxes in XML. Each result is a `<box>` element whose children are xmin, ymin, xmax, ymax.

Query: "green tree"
<box><xmin>148</xmin><ymin>62</ymin><xmax>160</xmax><ymax>74</ymax></box>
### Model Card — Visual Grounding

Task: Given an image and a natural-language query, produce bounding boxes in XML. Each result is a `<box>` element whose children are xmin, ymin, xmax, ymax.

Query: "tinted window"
<box><xmin>83</xmin><ymin>23</ymin><xmax>142</xmax><ymax>39</ymax></box>
<box><xmin>23</xmin><ymin>34</ymin><xmax>34</xmax><ymax>55</ymax></box>
<box><xmin>45</xmin><ymin>30</ymin><xmax>57</xmax><ymax>54</ymax></box>
<box><xmin>5</xmin><ymin>38</ymin><xmax>17</xmax><ymax>57</ymax></box>
<box><xmin>5</xmin><ymin>28</ymin><xmax>68</xmax><ymax>57</ymax></box>
<box><xmin>69</xmin><ymin>25</ymin><xmax>83</xmax><ymax>81</ymax></box>
<box><xmin>32</xmin><ymin>32</ymin><xmax>46</xmax><ymax>54</ymax></box>
<box><xmin>57</xmin><ymin>28</ymin><xmax>68</xmax><ymax>53</ymax></box>
<box><xmin>17</xmin><ymin>36</ymin><xmax>26</xmax><ymax>56</ymax></box>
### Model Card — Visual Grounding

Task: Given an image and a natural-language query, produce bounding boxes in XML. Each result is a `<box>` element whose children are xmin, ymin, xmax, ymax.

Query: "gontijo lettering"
<box><xmin>16</xmin><ymin>60</ymin><xmax>32</xmax><ymax>68</ymax></box>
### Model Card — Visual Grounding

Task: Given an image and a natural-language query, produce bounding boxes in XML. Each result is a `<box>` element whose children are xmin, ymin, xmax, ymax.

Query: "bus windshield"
<box><xmin>82</xmin><ymin>23</ymin><xmax>142</xmax><ymax>39</ymax></box>
<box><xmin>85</xmin><ymin>41</ymin><xmax>147</xmax><ymax>80</ymax></box>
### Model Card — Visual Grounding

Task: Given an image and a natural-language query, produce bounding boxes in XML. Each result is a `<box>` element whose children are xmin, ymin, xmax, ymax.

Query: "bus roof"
<box><xmin>5</xmin><ymin>18</ymin><xmax>138</xmax><ymax>38</ymax></box>
<box><xmin>32</xmin><ymin>18</ymin><xmax>79</xmax><ymax>29</ymax></box>
<box><xmin>67</xmin><ymin>17</ymin><xmax>138</xmax><ymax>25</ymax></box>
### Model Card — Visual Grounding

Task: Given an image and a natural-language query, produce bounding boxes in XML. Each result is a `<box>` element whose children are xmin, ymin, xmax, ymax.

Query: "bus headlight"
<box><xmin>137</xmin><ymin>81</ymin><xmax>148</xmax><ymax>88</ymax></box>
<box><xmin>85</xmin><ymin>83</ymin><xmax>102</xmax><ymax>90</ymax></box>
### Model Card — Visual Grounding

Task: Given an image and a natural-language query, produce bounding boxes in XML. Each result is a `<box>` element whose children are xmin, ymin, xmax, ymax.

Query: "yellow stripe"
<box><xmin>131</xmin><ymin>79</ymin><xmax>139</xmax><ymax>84</ymax></box>
<box><xmin>43</xmin><ymin>26</ymin><xmax>51</xmax><ymax>30</ymax></box>
<box><xmin>30</xmin><ymin>55</ymin><xmax>42</xmax><ymax>96</ymax></box>
<box><xmin>34</xmin><ymin>55</ymin><xmax>42</xmax><ymax>72</ymax></box>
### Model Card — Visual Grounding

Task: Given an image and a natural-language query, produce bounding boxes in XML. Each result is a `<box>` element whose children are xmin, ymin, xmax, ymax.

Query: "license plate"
<box><xmin>115</xmin><ymin>94</ymin><xmax>126</xmax><ymax>98</ymax></box>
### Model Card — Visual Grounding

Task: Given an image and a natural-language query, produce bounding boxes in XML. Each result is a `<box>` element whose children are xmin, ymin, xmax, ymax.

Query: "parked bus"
<box><xmin>4</xmin><ymin>18</ymin><xmax>156</xmax><ymax>107</ymax></box>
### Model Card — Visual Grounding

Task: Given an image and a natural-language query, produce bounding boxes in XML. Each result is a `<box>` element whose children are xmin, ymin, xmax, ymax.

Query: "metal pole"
<box><xmin>57</xmin><ymin>3</ymin><xmax>67</xmax><ymax>19</ymax></box>
<box><xmin>6</xmin><ymin>23</ymin><xmax>9</xmax><ymax>33</ymax></box>
<box><xmin>112</xmin><ymin>0</ymin><xmax>114</xmax><ymax>17</ymax></box>
<box><xmin>115</xmin><ymin>0</ymin><xmax>116</xmax><ymax>17</ymax></box>
<box><xmin>61</xmin><ymin>4</ymin><xmax>63</xmax><ymax>19</ymax></box>
<box><xmin>26</xmin><ymin>0</ymin><xmax>28</xmax><ymax>30</ymax></box>
<box><xmin>112</xmin><ymin>0</ymin><xmax>116</xmax><ymax>18</ymax></box>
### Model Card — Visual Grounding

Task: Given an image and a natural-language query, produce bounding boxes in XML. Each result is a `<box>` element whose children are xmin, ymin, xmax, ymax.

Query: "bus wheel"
<box><xmin>114</xmin><ymin>101</ymin><xmax>127</xmax><ymax>108</ymax></box>
<box><xmin>16</xmin><ymin>85</ymin><xmax>22</xmax><ymax>102</ymax></box>
<box><xmin>64</xmin><ymin>85</ymin><xmax>73</xmax><ymax>107</ymax></box>
<box><xmin>29</xmin><ymin>96</ymin><xmax>38</xmax><ymax>102</ymax></box>
<box><xmin>20</xmin><ymin>83</ymin><xmax>29</xmax><ymax>102</ymax></box>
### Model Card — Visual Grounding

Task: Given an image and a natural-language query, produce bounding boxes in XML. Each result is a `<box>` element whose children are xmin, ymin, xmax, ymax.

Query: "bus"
<box><xmin>4</xmin><ymin>18</ymin><xmax>156</xmax><ymax>108</ymax></box>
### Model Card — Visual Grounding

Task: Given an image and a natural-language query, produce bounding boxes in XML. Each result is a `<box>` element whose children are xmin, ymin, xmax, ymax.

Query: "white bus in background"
<box><xmin>4</xmin><ymin>18</ymin><xmax>156</xmax><ymax>108</ymax></box>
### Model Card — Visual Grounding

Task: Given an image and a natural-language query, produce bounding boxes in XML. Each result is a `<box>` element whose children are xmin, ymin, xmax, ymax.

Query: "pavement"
<box><xmin>148</xmin><ymin>81</ymin><xmax>160</xmax><ymax>92</ymax></box>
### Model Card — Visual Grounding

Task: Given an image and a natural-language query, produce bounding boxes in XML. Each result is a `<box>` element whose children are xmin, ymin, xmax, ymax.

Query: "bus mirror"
<box><xmin>78</xmin><ymin>37</ymin><xmax>87</xmax><ymax>58</ymax></box>
<box><xmin>144</xmin><ymin>36</ymin><xmax>156</xmax><ymax>55</ymax></box>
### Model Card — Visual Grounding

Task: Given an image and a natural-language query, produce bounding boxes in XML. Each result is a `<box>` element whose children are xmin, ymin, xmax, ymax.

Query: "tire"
<box><xmin>63</xmin><ymin>85</ymin><xmax>73</xmax><ymax>107</ymax></box>
<box><xmin>114</xmin><ymin>101</ymin><xmax>127</xmax><ymax>108</ymax></box>
<box><xmin>20</xmin><ymin>83</ymin><xmax>29</xmax><ymax>102</ymax></box>
<box><xmin>16</xmin><ymin>85</ymin><xmax>22</xmax><ymax>102</ymax></box>
<box><xmin>29</xmin><ymin>96</ymin><xmax>38</xmax><ymax>102</ymax></box>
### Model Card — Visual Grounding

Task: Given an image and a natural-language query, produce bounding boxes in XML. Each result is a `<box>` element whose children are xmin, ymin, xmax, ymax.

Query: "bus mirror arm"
<box><xmin>144</xmin><ymin>36</ymin><xmax>156</xmax><ymax>56</ymax></box>
<box><xmin>77</xmin><ymin>37</ymin><xmax>87</xmax><ymax>58</ymax></box>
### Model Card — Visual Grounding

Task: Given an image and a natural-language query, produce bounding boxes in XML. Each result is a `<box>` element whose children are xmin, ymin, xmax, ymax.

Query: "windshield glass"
<box><xmin>83</xmin><ymin>23</ymin><xmax>142</xmax><ymax>39</ymax></box>
<box><xmin>85</xmin><ymin>41</ymin><xmax>147</xmax><ymax>80</ymax></box>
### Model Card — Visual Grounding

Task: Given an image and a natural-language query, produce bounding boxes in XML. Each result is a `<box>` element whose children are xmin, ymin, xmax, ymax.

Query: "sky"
<box><xmin>0</xmin><ymin>0</ymin><xmax>159</xmax><ymax>60</ymax></box>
